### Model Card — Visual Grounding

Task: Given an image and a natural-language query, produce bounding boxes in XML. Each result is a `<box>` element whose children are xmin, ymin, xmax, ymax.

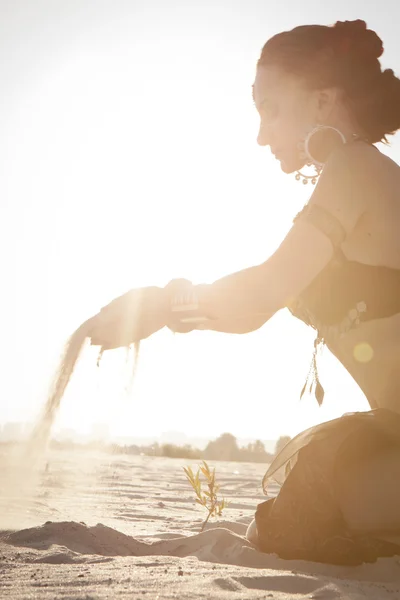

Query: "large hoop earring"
<box><xmin>295</xmin><ymin>125</ymin><xmax>347</xmax><ymax>185</ymax></box>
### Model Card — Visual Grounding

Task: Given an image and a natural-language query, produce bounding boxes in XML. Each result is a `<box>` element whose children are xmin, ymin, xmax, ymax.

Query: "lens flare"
<box><xmin>353</xmin><ymin>342</ymin><xmax>374</xmax><ymax>363</ymax></box>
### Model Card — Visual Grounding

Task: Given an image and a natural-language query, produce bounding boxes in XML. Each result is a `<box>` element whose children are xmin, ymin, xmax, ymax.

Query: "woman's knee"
<box><xmin>337</xmin><ymin>448</ymin><xmax>400</xmax><ymax>534</ymax></box>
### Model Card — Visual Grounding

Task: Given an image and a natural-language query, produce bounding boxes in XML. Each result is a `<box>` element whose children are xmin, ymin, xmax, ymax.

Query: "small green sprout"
<box><xmin>183</xmin><ymin>460</ymin><xmax>229</xmax><ymax>531</ymax></box>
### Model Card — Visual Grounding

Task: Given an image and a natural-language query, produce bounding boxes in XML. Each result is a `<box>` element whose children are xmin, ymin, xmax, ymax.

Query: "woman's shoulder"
<box><xmin>307</xmin><ymin>142</ymin><xmax>372</xmax><ymax>237</ymax></box>
<box><xmin>309</xmin><ymin>140</ymin><xmax>399</xmax><ymax>236</ymax></box>
<box><xmin>329</xmin><ymin>139</ymin><xmax>399</xmax><ymax>187</ymax></box>
<box><xmin>347</xmin><ymin>142</ymin><xmax>400</xmax><ymax>212</ymax></box>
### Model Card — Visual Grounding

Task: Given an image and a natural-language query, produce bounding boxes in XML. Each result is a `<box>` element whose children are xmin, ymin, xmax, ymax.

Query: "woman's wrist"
<box><xmin>164</xmin><ymin>280</ymin><xmax>215</xmax><ymax>328</ymax></box>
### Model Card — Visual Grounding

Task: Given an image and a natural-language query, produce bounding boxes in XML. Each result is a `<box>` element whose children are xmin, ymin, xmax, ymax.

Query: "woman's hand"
<box><xmin>89</xmin><ymin>286</ymin><xmax>170</xmax><ymax>350</ymax></box>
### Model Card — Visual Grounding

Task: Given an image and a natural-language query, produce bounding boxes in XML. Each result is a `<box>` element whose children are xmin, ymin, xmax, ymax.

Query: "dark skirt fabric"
<box><xmin>255</xmin><ymin>409</ymin><xmax>400</xmax><ymax>565</ymax></box>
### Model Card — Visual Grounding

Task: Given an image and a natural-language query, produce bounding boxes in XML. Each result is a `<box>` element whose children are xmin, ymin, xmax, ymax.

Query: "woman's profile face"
<box><xmin>253</xmin><ymin>65</ymin><xmax>319</xmax><ymax>174</ymax></box>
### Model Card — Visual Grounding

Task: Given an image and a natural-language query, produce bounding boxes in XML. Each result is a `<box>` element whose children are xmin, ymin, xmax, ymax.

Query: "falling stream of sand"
<box><xmin>1</xmin><ymin>315</ymin><xmax>140</xmax><ymax>529</ymax></box>
<box><xmin>30</xmin><ymin>320</ymin><xmax>93</xmax><ymax>453</ymax></box>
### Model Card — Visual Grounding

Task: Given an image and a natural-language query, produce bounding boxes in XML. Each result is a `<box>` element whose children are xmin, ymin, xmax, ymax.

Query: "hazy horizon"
<box><xmin>0</xmin><ymin>419</ymin><xmax>281</xmax><ymax>452</ymax></box>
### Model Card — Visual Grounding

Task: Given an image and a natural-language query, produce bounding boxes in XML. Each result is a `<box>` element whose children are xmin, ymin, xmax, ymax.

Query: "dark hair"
<box><xmin>258</xmin><ymin>20</ymin><xmax>400</xmax><ymax>143</ymax></box>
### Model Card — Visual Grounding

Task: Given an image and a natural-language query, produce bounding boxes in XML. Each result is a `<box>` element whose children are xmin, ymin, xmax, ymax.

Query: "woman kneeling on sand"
<box><xmin>88</xmin><ymin>20</ymin><xmax>400</xmax><ymax>565</ymax></box>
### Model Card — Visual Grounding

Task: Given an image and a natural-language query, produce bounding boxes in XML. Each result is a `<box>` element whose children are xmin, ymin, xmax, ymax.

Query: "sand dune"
<box><xmin>1</xmin><ymin>448</ymin><xmax>400</xmax><ymax>599</ymax></box>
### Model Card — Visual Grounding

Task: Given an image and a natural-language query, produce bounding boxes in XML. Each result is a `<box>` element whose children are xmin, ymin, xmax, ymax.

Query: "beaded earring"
<box><xmin>295</xmin><ymin>125</ymin><xmax>347</xmax><ymax>185</ymax></box>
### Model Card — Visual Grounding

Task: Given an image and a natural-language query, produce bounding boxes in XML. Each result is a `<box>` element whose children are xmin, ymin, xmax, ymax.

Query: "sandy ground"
<box><xmin>1</xmin><ymin>447</ymin><xmax>400</xmax><ymax>599</ymax></box>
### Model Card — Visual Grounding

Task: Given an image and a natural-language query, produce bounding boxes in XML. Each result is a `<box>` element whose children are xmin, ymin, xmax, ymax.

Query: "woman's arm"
<box><xmin>195</xmin><ymin>143</ymin><xmax>371</xmax><ymax>322</ymax></box>
<box><xmin>198</xmin><ymin>313</ymin><xmax>273</xmax><ymax>334</ymax></box>
<box><xmin>166</xmin><ymin>278</ymin><xmax>272</xmax><ymax>333</ymax></box>
<box><xmin>196</xmin><ymin>224</ymin><xmax>334</xmax><ymax>320</ymax></box>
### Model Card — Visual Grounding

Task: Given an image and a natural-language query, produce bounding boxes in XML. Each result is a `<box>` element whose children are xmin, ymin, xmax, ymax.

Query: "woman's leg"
<box><xmin>336</xmin><ymin>446</ymin><xmax>400</xmax><ymax>536</ymax></box>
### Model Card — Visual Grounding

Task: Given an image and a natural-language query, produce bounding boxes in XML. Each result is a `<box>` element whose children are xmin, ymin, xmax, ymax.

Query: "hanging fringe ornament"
<box><xmin>300</xmin><ymin>335</ymin><xmax>325</xmax><ymax>406</ymax></box>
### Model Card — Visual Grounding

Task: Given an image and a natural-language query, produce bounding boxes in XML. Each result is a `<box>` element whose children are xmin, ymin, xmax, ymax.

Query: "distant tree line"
<box><xmin>47</xmin><ymin>432</ymin><xmax>292</xmax><ymax>462</ymax></box>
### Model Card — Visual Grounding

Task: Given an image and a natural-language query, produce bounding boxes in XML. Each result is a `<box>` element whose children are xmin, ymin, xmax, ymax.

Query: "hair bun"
<box><xmin>332</xmin><ymin>20</ymin><xmax>384</xmax><ymax>61</ymax></box>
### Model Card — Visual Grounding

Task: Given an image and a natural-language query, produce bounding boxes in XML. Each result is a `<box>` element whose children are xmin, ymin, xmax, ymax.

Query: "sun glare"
<box><xmin>2</xmin><ymin>3</ymin><xmax>385</xmax><ymax>445</ymax></box>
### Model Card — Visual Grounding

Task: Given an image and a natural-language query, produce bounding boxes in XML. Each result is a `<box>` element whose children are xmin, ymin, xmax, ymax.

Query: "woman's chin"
<box><xmin>279</xmin><ymin>156</ymin><xmax>304</xmax><ymax>175</ymax></box>
<box><xmin>279</xmin><ymin>160</ymin><xmax>296</xmax><ymax>174</ymax></box>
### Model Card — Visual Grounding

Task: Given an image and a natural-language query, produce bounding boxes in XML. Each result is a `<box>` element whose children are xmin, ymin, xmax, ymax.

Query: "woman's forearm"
<box><xmin>197</xmin><ymin>263</ymin><xmax>282</xmax><ymax>322</ymax></box>
<box><xmin>166</xmin><ymin>263</ymin><xmax>281</xmax><ymax>333</ymax></box>
<box><xmin>201</xmin><ymin>313</ymin><xmax>272</xmax><ymax>333</ymax></box>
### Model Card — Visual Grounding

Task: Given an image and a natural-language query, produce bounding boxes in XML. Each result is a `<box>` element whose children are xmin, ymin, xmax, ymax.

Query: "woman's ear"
<box><xmin>316</xmin><ymin>87</ymin><xmax>340</xmax><ymax>123</ymax></box>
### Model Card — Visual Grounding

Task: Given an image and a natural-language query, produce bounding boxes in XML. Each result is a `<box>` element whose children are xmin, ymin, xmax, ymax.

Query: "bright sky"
<box><xmin>1</xmin><ymin>0</ymin><xmax>399</xmax><ymax>442</ymax></box>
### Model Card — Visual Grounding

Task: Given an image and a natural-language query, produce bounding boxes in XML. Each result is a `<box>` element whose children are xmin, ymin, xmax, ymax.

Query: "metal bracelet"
<box><xmin>170</xmin><ymin>289</ymin><xmax>210</xmax><ymax>324</ymax></box>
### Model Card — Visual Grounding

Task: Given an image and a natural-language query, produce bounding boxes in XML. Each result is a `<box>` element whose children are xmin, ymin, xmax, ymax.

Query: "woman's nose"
<box><xmin>257</xmin><ymin>123</ymin><xmax>271</xmax><ymax>147</ymax></box>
